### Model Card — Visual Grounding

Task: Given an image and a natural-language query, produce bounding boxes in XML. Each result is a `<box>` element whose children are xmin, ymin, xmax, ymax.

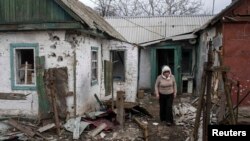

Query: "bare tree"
<box><xmin>114</xmin><ymin>0</ymin><xmax>142</xmax><ymax>16</ymax></box>
<box><xmin>93</xmin><ymin>0</ymin><xmax>117</xmax><ymax>16</ymax></box>
<box><xmin>92</xmin><ymin>0</ymin><xmax>203</xmax><ymax>16</ymax></box>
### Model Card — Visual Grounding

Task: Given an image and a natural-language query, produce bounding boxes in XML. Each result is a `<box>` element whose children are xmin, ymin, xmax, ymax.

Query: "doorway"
<box><xmin>151</xmin><ymin>46</ymin><xmax>181</xmax><ymax>94</ymax></box>
<box><xmin>157</xmin><ymin>49</ymin><xmax>175</xmax><ymax>75</ymax></box>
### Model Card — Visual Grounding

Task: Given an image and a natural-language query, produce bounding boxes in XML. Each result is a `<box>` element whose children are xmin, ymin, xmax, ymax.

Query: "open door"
<box><xmin>151</xmin><ymin>46</ymin><xmax>182</xmax><ymax>94</ymax></box>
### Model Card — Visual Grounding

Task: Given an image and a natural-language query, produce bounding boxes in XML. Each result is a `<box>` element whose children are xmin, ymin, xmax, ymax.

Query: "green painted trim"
<box><xmin>0</xmin><ymin>22</ymin><xmax>82</xmax><ymax>31</ymax></box>
<box><xmin>54</xmin><ymin>0</ymin><xmax>83</xmax><ymax>24</ymax></box>
<box><xmin>36</xmin><ymin>56</ymin><xmax>50</xmax><ymax>118</ymax></box>
<box><xmin>150</xmin><ymin>44</ymin><xmax>182</xmax><ymax>94</ymax></box>
<box><xmin>10</xmin><ymin>43</ymin><xmax>39</xmax><ymax>90</ymax></box>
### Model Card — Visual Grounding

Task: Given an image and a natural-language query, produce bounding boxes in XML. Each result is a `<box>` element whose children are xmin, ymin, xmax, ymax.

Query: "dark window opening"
<box><xmin>157</xmin><ymin>49</ymin><xmax>175</xmax><ymax>75</ymax></box>
<box><xmin>15</xmin><ymin>49</ymin><xmax>35</xmax><ymax>85</ymax></box>
<box><xmin>182</xmin><ymin>49</ymin><xmax>192</xmax><ymax>74</ymax></box>
<box><xmin>111</xmin><ymin>51</ymin><xmax>125</xmax><ymax>81</ymax></box>
<box><xmin>182</xmin><ymin>80</ymin><xmax>188</xmax><ymax>93</ymax></box>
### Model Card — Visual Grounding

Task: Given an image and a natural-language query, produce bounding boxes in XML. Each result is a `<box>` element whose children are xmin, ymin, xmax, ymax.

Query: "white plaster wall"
<box><xmin>0</xmin><ymin>31</ymin><xmax>103</xmax><ymax>117</ymax></box>
<box><xmin>196</xmin><ymin>28</ymin><xmax>217</xmax><ymax>95</ymax></box>
<box><xmin>0</xmin><ymin>31</ymin><xmax>139</xmax><ymax>118</ymax></box>
<box><xmin>101</xmin><ymin>40</ymin><xmax>138</xmax><ymax>102</ymax></box>
<box><xmin>75</xmin><ymin>36</ymin><xmax>103</xmax><ymax>115</ymax></box>
<box><xmin>138</xmin><ymin>48</ymin><xmax>151</xmax><ymax>89</ymax></box>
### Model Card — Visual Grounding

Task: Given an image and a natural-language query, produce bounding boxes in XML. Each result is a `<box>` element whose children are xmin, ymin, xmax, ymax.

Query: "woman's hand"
<box><xmin>174</xmin><ymin>93</ymin><xmax>177</xmax><ymax>98</ymax></box>
<box><xmin>156</xmin><ymin>93</ymin><xmax>159</xmax><ymax>99</ymax></box>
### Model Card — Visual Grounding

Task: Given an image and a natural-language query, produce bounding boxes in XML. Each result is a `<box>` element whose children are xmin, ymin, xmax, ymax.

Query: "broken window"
<box><xmin>91</xmin><ymin>47</ymin><xmax>98</xmax><ymax>85</ymax></box>
<box><xmin>10</xmin><ymin>43</ymin><xmax>38</xmax><ymax>90</ymax></box>
<box><xmin>111</xmin><ymin>50</ymin><xmax>125</xmax><ymax>81</ymax></box>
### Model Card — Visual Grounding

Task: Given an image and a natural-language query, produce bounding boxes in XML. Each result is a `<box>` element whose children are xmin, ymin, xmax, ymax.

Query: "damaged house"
<box><xmin>0</xmin><ymin>0</ymin><xmax>138</xmax><ymax>119</ymax></box>
<box><xmin>106</xmin><ymin>16</ymin><xmax>212</xmax><ymax>94</ymax></box>
<box><xmin>195</xmin><ymin>0</ymin><xmax>250</xmax><ymax>106</ymax></box>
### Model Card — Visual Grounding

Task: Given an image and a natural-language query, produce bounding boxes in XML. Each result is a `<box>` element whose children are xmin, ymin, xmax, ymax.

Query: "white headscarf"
<box><xmin>161</xmin><ymin>65</ymin><xmax>172</xmax><ymax>80</ymax></box>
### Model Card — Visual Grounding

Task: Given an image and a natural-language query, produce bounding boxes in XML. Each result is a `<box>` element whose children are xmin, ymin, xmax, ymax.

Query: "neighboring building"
<box><xmin>0</xmin><ymin>0</ymin><xmax>138</xmax><ymax>119</ymax></box>
<box><xmin>195</xmin><ymin>0</ymin><xmax>250</xmax><ymax>105</ymax></box>
<box><xmin>106</xmin><ymin>16</ymin><xmax>212</xmax><ymax>94</ymax></box>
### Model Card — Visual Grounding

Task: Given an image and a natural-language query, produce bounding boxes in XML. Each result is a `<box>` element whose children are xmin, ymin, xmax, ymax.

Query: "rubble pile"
<box><xmin>174</xmin><ymin>103</ymin><xmax>197</xmax><ymax>127</ymax></box>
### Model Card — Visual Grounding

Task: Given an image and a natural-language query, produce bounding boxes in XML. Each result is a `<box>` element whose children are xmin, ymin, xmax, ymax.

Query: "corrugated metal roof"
<box><xmin>57</xmin><ymin>0</ymin><xmax>126</xmax><ymax>41</ymax></box>
<box><xmin>105</xmin><ymin>16</ymin><xmax>213</xmax><ymax>44</ymax></box>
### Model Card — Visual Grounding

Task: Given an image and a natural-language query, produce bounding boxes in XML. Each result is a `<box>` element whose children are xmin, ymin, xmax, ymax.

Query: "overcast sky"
<box><xmin>79</xmin><ymin>0</ymin><xmax>232</xmax><ymax>14</ymax></box>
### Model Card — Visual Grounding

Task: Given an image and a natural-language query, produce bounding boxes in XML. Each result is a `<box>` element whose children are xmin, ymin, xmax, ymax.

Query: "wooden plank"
<box><xmin>116</xmin><ymin>91</ymin><xmax>125</xmax><ymax>129</ymax></box>
<box><xmin>192</xmin><ymin>65</ymin><xmax>206</xmax><ymax>141</ymax></box>
<box><xmin>0</xmin><ymin>93</ymin><xmax>28</xmax><ymax>100</ymax></box>
<box><xmin>104</xmin><ymin>60</ymin><xmax>112</xmax><ymax>96</ymax></box>
<box><xmin>203</xmin><ymin>41</ymin><xmax>214</xmax><ymax>141</ymax></box>
<box><xmin>216</xmin><ymin>51</ymin><xmax>236</xmax><ymax>124</ymax></box>
<box><xmin>73</xmin><ymin>51</ymin><xmax>77</xmax><ymax>117</ymax></box>
<box><xmin>44</xmin><ymin>67</ymin><xmax>68</xmax><ymax>119</ymax></box>
<box><xmin>53</xmin><ymin>68</ymin><xmax>68</xmax><ymax>118</ymax></box>
<box><xmin>133</xmin><ymin>117</ymin><xmax>149</xmax><ymax>141</ymax></box>
<box><xmin>88</xmin><ymin>123</ymin><xmax>107</xmax><ymax>137</ymax></box>
<box><xmin>7</xmin><ymin>119</ymin><xmax>36</xmax><ymax>137</ymax></box>
<box><xmin>49</xmin><ymin>69</ymin><xmax>61</xmax><ymax>136</ymax></box>
<box><xmin>211</xmin><ymin>66</ymin><xmax>230</xmax><ymax>72</ymax></box>
<box><xmin>36</xmin><ymin>56</ymin><xmax>50</xmax><ymax>119</ymax></box>
<box><xmin>37</xmin><ymin>123</ymin><xmax>55</xmax><ymax>133</ymax></box>
<box><xmin>236</xmin><ymin>81</ymin><xmax>240</xmax><ymax>123</ymax></box>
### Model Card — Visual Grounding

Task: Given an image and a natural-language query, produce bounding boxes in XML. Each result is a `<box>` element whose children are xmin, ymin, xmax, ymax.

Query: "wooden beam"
<box><xmin>36</xmin><ymin>56</ymin><xmax>50</xmax><ymax>119</ymax></box>
<box><xmin>203</xmin><ymin>41</ymin><xmax>214</xmax><ymax>141</ymax></box>
<box><xmin>7</xmin><ymin>119</ymin><xmax>36</xmax><ymax>137</ymax></box>
<box><xmin>37</xmin><ymin>123</ymin><xmax>55</xmax><ymax>133</ymax></box>
<box><xmin>210</xmin><ymin>66</ymin><xmax>230</xmax><ymax>72</ymax></box>
<box><xmin>133</xmin><ymin>117</ymin><xmax>149</xmax><ymax>141</ymax></box>
<box><xmin>73</xmin><ymin>51</ymin><xmax>77</xmax><ymax>117</ymax></box>
<box><xmin>116</xmin><ymin>91</ymin><xmax>125</xmax><ymax>129</ymax></box>
<box><xmin>88</xmin><ymin>123</ymin><xmax>107</xmax><ymax>137</ymax></box>
<box><xmin>193</xmin><ymin>64</ymin><xmax>207</xmax><ymax>141</ymax></box>
<box><xmin>216</xmin><ymin>50</ymin><xmax>236</xmax><ymax>124</ymax></box>
<box><xmin>0</xmin><ymin>22</ymin><xmax>82</xmax><ymax>31</ymax></box>
<box><xmin>49</xmin><ymin>70</ymin><xmax>61</xmax><ymax>136</ymax></box>
<box><xmin>0</xmin><ymin>93</ymin><xmax>28</xmax><ymax>100</ymax></box>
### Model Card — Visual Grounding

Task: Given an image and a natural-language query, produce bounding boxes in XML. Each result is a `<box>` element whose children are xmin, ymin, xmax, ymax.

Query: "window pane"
<box><xmin>91</xmin><ymin>48</ymin><xmax>98</xmax><ymax>83</ymax></box>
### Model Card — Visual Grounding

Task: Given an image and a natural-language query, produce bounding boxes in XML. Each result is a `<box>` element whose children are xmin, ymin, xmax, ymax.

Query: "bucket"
<box><xmin>137</xmin><ymin>90</ymin><xmax>144</xmax><ymax>99</ymax></box>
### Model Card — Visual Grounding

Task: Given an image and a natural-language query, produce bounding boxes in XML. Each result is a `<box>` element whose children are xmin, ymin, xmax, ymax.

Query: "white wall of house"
<box><xmin>101</xmin><ymin>40</ymin><xmax>138</xmax><ymax>103</ymax></box>
<box><xmin>0</xmin><ymin>31</ymin><xmax>138</xmax><ymax>118</ymax></box>
<box><xmin>196</xmin><ymin>27</ymin><xmax>217</xmax><ymax>95</ymax></box>
<box><xmin>138</xmin><ymin>48</ymin><xmax>151</xmax><ymax>90</ymax></box>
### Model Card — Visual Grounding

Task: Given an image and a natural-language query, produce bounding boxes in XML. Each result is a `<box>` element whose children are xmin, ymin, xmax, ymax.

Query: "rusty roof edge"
<box><xmin>193</xmin><ymin>0</ymin><xmax>242</xmax><ymax>34</ymax></box>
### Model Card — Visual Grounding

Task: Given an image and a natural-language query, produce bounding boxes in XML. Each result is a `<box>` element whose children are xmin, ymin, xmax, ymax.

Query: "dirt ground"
<box><xmin>2</xmin><ymin>93</ymin><xmax>249</xmax><ymax>141</ymax></box>
<box><xmin>78</xmin><ymin>93</ymin><xmax>191</xmax><ymax>141</ymax></box>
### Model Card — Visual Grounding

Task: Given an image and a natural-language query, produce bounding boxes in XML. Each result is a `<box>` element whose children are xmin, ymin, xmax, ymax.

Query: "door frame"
<box><xmin>150</xmin><ymin>44</ymin><xmax>182</xmax><ymax>94</ymax></box>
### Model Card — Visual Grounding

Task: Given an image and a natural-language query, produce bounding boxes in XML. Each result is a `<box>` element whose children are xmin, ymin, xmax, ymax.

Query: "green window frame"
<box><xmin>91</xmin><ymin>47</ymin><xmax>99</xmax><ymax>86</ymax></box>
<box><xmin>10</xmin><ymin>43</ymin><xmax>39</xmax><ymax>90</ymax></box>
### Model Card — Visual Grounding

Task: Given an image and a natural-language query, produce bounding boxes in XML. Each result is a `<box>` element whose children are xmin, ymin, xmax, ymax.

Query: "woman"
<box><xmin>155</xmin><ymin>65</ymin><xmax>177</xmax><ymax>126</ymax></box>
